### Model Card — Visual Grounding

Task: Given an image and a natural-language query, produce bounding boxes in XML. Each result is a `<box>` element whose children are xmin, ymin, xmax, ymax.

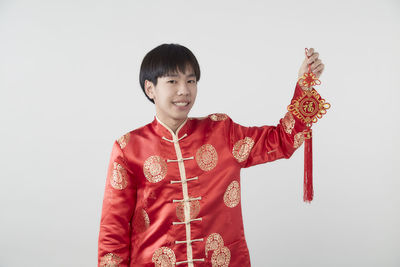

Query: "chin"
<box><xmin>176</xmin><ymin>114</ymin><xmax>189</xmax><ymax>120</ymax></box>
<box><xmin>173</xmin><ymin>112</ymin><xmax>190</xmax><ymax>120</ymax></box>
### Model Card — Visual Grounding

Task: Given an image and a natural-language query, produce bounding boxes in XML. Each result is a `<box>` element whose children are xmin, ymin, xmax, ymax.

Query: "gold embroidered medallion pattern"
<box><xmin>282</xmin><ymin>112</ymin><xmax>295</xmax><ymax>134</ymax></box>
<box><xmin>294</xmin><ymin>132</ymin><xmax>305</xmax><ymax>149</ymax></box>
<box><xmin>232</xmin><ymin>137</ymin><xmax>255</xmax><ymax>163</ymax></box>
<box><xmin>143</xmin><ymin>156</ymin><xmax>168</xmax><ymax>183</ymax></box>
<box><xmin>117</xmin><ymin>133</ymin><xmax>130</xmax><ymax>149</ymax></box>
<box><xmin>205</xmin><ymin>233</ymin><xmax>231</xmax><ymax>266</ymax></box>
<box><xmin>152</xmin><ymin>247</ymin><xmax>176</xmax><ymax>267</ymax></box>
<box><xmin>111</xmin><ymin>162</ymin><xmax>128</xmax><ymax>190</ymax></box>
<box><xmin>196</xmin><ymin>144</ymin><xmax>218</xmax><ymax>171</ymax></box>
<box><xmin>176</xmin><ymin>199</ymin><xmax>200</xmax><ymax>222</ymax></box>
<box><xmin>99</xmin><ymin>253</ymin><xmax>123</xmax><ymax>267</ymax></box>
<box><xmin>133</xmin><ymin>208</ymin><xmax>150</xmax><ymax>234</ymax></box>
<box><xmin>223</xmin><ymin>181</ymin><xmax>240</xmax><ymax>208</ymax></box>
<box><xmin>210</xmin><ymin>113</ymin><xmax>228</xmax><ymax>121</ymax></box>
<box><xmin>211</xmin><ymin>247</ymin><xmax>231</xmax><ymax>267</ymax></box>
<box><xmin>205</xmin><ymin>233</ymin><xmax>224</xmax><ymax>257</ymax></box>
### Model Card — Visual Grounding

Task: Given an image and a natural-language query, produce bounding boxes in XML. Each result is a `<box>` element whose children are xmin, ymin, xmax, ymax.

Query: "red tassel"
<box><xmin>304</xmin><ymin>129</ymin><xmax>313</xmax><ymax>202</ymax></box>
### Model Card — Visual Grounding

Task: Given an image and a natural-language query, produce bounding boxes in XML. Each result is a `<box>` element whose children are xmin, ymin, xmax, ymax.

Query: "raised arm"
<box><xmin>225</xmin><ymin>47</ymin><xmax>326</xmax><ymax>168</ymax></box>
<box><xmin>225</xmin><ymin>82</ymin><xmax>308</xmax><ymax>168</ymax></box>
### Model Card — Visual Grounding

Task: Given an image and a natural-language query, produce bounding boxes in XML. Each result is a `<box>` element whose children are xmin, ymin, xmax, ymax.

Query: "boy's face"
<box><xmin>145</xmin><ymin>65</ymin><xmax>197</xmax><ymax>126</ymax></box>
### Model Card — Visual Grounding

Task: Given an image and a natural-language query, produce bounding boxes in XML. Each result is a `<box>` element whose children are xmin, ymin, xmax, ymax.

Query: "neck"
<box><xmin>156</xmin><ymin>115</ymin><xmax>187</xmax><ymax>134</ymax></box>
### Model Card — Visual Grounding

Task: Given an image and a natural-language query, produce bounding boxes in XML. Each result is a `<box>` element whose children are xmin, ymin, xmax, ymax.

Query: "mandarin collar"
<box><xmin>151</xmin><ymin>115</ymin><xmax>192</xmax><ymax>140</ymax></box>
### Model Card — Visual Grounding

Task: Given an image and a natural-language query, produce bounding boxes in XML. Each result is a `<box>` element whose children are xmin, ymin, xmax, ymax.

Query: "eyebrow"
<box><xmin>165</xmin><ymin>73</ymin><xmax>196</xmax><ymax>78</ymax></box>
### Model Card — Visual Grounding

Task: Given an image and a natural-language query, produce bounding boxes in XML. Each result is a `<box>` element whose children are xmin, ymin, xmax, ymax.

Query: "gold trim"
<box><xmin>155</xmin><ymin>115</ymin><xmax>188</xmax><ymax>136</ymax></box>
<box><xmin>158</xmin><ymin>116</ymin><xmax>195</xmax><ymax>266</ymax></box>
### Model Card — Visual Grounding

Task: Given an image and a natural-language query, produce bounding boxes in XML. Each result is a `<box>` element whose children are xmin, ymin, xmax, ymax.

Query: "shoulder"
<box><xmin>207</xmin><ymin>113</ymin><xmax>230</xmax><ymax>122</ymax></box>
<box><xmin>115</xmin><ymin>122</ymin><xmax>152</xmax><ymax>149</ymax></box>
<box><xmin>189</xmin><ymin>113</ymin><xmax>231</xmax><ymax>123</ymax></box>
<box><xmin>190</xmin><ymin>113</ymin><xmax>236</xmax><ymax>139</ymax></box>
<box><xmin>189</xmin><ymin>113</ymin><xmax>232</xmax><ymax>130</ymax></box>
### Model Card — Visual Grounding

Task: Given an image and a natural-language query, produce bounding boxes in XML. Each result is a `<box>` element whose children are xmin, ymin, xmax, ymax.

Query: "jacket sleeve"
<box><xmin>226</xmin><ymin>82</ymin><xmax>308</xmax><ymax>168</ymax></box>
<box><xmin>98</xmin><ymin>139</ymin><xmax>137</xmax><ymax>267</ymax></box>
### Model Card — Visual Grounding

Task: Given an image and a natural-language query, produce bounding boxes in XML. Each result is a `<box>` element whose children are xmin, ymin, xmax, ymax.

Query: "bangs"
<box><xmin>160</xmin><ymin>62</ymin><xmax>195</xmax><ymax>77</ymax></box>
<box><xmin>146</xmin><ymin>44</ymin><xmax>200</xmax><ymax>79</ymax></box>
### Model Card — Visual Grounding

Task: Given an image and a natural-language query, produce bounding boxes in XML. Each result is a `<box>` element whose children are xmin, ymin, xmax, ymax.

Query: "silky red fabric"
<box><xmin>98</xmin><ymin>83</ymin><xmax>307</xmax><ymax>267</ymax></box>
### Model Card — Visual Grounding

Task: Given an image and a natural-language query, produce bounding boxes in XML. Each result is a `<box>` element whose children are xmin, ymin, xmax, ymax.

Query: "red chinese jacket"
<box><xmin>98</xmin><ymin>83</ymin><xmax>308</xmax><ymax>267</ymax></box>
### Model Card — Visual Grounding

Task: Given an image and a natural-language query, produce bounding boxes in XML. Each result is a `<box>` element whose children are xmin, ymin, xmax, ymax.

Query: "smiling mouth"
<box><xmin>173</xmin><ymin>102</ymin><xmax>190</xmax><ymax>107</ymax></box>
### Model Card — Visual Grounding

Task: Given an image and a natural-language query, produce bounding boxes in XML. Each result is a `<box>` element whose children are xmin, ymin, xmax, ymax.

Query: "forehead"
<box><xmin>164</xmin><ymin>65</ymin><xmax>195</xmax><ymax>78</ymax></box>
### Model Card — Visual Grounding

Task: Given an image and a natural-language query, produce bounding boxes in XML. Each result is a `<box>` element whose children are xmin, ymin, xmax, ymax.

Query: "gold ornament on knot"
<box><xmin>287</xmin><ymin>88</ymin><xmax>330</xmax><ymax>126</ymax></box>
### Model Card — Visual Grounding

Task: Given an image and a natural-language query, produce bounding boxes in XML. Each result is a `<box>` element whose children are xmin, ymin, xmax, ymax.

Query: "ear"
<box><xmin>144</xmin><ymin>80</ymin><xmax>155</xmax><ymax>100</ymax></box>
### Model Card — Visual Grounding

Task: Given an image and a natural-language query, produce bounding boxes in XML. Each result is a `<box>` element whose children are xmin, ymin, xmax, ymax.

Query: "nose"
<box><xmin>177</xmin><ymin>82</ymin><xmax>190</xmax><ymax>96</ymax></box>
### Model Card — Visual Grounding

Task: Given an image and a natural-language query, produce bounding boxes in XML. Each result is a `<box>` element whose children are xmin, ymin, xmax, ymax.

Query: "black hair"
<box><xmin>139</xmin><ymin>43</ymin><xmax>201</xmax><ymax>104</ymax></box>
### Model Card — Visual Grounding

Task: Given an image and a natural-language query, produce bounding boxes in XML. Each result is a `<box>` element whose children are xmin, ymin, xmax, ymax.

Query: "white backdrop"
<box><xmin>1</xmin><ymin>0</ymin><xmax>399</xmax><ymax>266</ymax></box>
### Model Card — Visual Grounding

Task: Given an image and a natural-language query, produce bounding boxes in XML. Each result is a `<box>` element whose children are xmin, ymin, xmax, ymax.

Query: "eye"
<box><xmin>188</xmin><ymin>80</ymin><xmax>196</xmax><ymax>84</ymax></box>
<box><xmin>168</xmin><ymin>80</ymin><xmax>177</xmax><ymax>84</ymax></box>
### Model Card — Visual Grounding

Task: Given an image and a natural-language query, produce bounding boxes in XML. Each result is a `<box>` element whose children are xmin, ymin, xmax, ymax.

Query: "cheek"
<box><xmin>192</xmin><ymin>89</ymin><xmax>198</xmax><ymax>100</ymax></box>
<box><xmin>157</xmin><ymin>91</ymin><xmax>171</xmax><ymax>102</ymax></box>
<box><xmin>190</xmin><ymin>86</ymin><xmax>198</xmax><ymax>95</ymax></box>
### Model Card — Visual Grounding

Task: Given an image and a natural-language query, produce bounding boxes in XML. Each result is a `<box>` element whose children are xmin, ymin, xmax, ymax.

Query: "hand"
<box><xmin>298</xmin><ymin>48</ymin><xmax>325</xmax><ymax>80</ymax></box>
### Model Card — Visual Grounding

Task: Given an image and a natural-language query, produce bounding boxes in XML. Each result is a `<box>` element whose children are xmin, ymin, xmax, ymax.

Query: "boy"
<box><xmin>98</xmin><ymin>43</ymin><xmax>324</xmax><ymax>266</ymax></box>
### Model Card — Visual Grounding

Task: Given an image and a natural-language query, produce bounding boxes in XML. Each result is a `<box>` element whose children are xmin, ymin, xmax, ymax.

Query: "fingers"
<box><xmin>311</xmin><ymin>59</ymin><xmax>322</xmax><ymax>70</ymax></box>
<box><xmin>306</xmin><ymin>48</ymin><xmax>324</xmax><ymax>74</ymax></box>
<box><xmin>314</xmin><ymin>64</ymin><xmax>324</xmax><ymax>75</ymax></box>
<box><xmin>307</xmin><ymin>52</ymin><xmax>319</xmax><ymax>64</ymax></box>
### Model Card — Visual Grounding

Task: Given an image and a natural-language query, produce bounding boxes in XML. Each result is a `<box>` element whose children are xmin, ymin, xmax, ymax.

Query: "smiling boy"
<box><xmin>98</xmin><ymin>43</ymin><xmax>324</xmax><ymax>267</ymax></box>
